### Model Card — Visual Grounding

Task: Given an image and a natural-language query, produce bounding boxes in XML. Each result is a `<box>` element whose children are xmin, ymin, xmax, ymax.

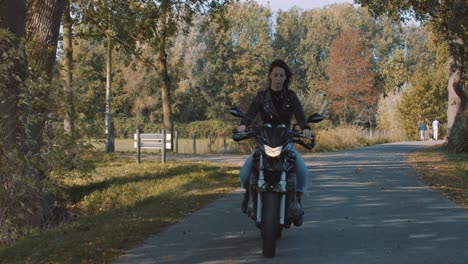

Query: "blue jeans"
<box><xmin>239</xmin><ymin>147</ymin><xmax>309</xmax><ymax>193</ymax></box>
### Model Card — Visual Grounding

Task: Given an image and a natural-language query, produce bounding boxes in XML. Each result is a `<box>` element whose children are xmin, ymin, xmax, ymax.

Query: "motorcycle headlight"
<box><xmin>264</xmin><ymin>145</ymin><xmax>282</xmax><ymax>157</ymax></box>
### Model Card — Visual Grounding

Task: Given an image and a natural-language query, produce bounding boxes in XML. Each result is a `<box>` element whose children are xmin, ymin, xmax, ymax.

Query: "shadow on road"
<box><xmin>115</xmin><ymin>141</ymin><xmax>468</xmax><ymax>264</ymax></box>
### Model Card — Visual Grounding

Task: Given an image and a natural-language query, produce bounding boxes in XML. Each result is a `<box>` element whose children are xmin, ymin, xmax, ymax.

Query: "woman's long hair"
<box><xmin>268</xmin><ymin>59</ymin><xmax>292</xmax><ymax>90</ymax></box>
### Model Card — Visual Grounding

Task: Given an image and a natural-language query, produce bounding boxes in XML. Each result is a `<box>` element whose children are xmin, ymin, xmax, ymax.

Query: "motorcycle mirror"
<box><xmin>307</xmin><ymin>113</ymin><xmax>325</xmax><ymax>123</ymax></box>
<box><xmin>229</xmin><ymin>107</ymin><xmax>247</xmax><ymax>119</ymax></box>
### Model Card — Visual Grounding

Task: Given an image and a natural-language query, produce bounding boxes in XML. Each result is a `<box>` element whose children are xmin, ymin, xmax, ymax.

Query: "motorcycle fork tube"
<box><xmin>257</xmin><ymin>154</ymin><xmax>265</xmax><ymax>223</ymax></box>
<box><xmin>279</xmin><ymin>159</ymin><xmax>287</xmax><ymax>225</ymax></box>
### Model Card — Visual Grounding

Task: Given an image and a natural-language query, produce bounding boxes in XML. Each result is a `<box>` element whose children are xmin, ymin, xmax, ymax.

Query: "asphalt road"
<box><xmin>114</xmin><ymin>141</ymin><xmax>468</xmax><ymax>264</ymax></box>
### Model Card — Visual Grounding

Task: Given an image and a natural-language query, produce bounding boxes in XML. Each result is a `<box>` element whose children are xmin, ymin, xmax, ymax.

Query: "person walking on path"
<box><xmin>432</xmin><ymin>119</ymin><xmax>440</xmax><ymax>140</ymax></box>
<box><xmin>419</xmin><ymin>120</ymin><xmax>428</xmax><ymax>141</ymax></box>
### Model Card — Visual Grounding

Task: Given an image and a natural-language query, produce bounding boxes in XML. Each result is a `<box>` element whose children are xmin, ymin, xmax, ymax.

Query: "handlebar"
<box><xmin>232</xmin><ymin>130</ymin><xmax>255</xmax><ymax>142</ymax></box>
<box><xmin>292</xmin><ymin>131</ymin><xmax>316</xmax><ymax>149</ymax></box>
<box><xmin>229</xmin><ymin>107</ymin><xmax>322</xmax><ymax>150</ymax></box>
<box><xmin>232</xmin><ymin>127</ymin><xmax>316</xmax><ymax>149</ymax></box>
<box><xmin>293</xmin><ymin>137</ymin><xmax>315</xmax><ymax>149</ymax></box>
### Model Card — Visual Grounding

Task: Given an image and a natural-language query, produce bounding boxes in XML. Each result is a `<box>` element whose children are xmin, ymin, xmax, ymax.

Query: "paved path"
<box><xmin>114</xmin><ymin>141</ymin><xmax>468</xmax><ymax>264</ymax></box>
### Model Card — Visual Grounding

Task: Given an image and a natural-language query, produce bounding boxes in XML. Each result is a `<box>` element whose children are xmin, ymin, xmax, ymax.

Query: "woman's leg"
<box><xmin>293</xmin><ymin>148</ymin><xmax>309</xmax><ymax>194</ymax></box>
<box><xmin>240</xmin><ymin>154</ymin><xmax>253</xmax><ymax>213</ymax></box>
<box><xmin>239</xmin><ymin>154</ymin><xmax>253</xmax><ymax>189</ymax></box>
<box><xmin>291</xmin><ymin>148</ymin><xmax>308</xmax><ymax>226</ymax></box>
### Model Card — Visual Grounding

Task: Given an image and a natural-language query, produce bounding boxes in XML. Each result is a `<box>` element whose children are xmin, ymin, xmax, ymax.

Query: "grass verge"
<box><xmin>0</xmin><ymin>157</ymin><xmax>239</xmax><ymax>263</ymax></box>
<box><xmin>408</xmin><ymin>144</ymin><xmax>468</xmax><ymax>208</ymax></box>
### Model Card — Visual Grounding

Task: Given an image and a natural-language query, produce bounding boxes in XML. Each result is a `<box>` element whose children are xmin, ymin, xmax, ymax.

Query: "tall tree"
<box><xmin>76</xmin><ymin>0</ymin><xmax>139</xmax><ymax>152</ymax></box>
<box><xmin>228</xmin><ymin>1</ymin><xmax>273</xmax><ymax>109</ymax></box>
<box><xmin>132</xmin><ymin>0</ymin><xmax>233</xmax><ymax>133</ymax></box>
<box><xmin>297</xmin><ymin>4</ymin><xmax>379</xmax><ymax>95</ymax></box>
<box><xmin>274</xmin><ymin>9</ymin><xmax>308</xmax><ymax>92</ymax></box>
<box><xmin>195</xmin><ymin>1</ymin><xmax>274</xmax><ymax>117</ymax></box>
<box><xmin>25</xmin><ymin>0</ymin><xmax>65</xmax><ymax>176</ymax></box>
<box><xmin>398</xmin><ymin>61</ymin><xmax>448</xmax><ymax>139</ymax></box>
<box><xmin>26</xmin><ymin>0</ymin><xmax>65</xmax><ymax>78</ymax></box>
<box><xmin>356</xmin><ymin>0</ymin><xmax>467</xmax><ymax>153</ymax></box>
<box><xmin>380</xmin><ymin>48</ymin><xmax>408</xmax><ymax>94</ymax></box>
<box><xmin>1</xmin><ymin>4</ymin><xmax>28</xmax><ymax>237</ymax></box>
<box><xmin>326</xmin><ymin>30</ymin><xmax>377</xmax><ymax>125</ymax></box>
<box><xmin>62</xmin><ymin>0</ymin><xmax>75</xmax><ymax>137</ymax></box>
<box><xmin>71</xmin><ymin>38</ymin><xmax>108</xmax><ymax>134</ymax></box>
<box><xmin>1</xmin><ymin>0</ymin><xmax>67</xmax><ymax>239</ymax></box>
<box><xmin>193</xmin><ymin>13</ymin><xmax>236</xmax><ymax>119</ymax></box>
<box><xmin>168</xmin><ymin>14</ymin><xmax>210</xmax><ymax>122</ymax></box>
<box><xmin>104</xmin><ymin>10</ymin><xmax>115</xmax><ymax>152</ymax></box>
<box><xmin>0</xmin><ymin>0</ymin><xmax>27</xmax><ymax>148</ymax></box>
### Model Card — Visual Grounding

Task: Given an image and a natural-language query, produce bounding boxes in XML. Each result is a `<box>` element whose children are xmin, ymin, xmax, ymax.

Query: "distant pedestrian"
<box><xmin>432</xmin><ymin>119</ymin><xmax>440</xmax><ymax>140</ymax></box>
<box><xmin>419</xmin><ymin>120</ymin><xmax>427</xmax><ymax>141</ymax></box>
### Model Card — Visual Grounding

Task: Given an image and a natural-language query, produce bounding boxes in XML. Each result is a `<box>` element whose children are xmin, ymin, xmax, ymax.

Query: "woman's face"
<box><xmin>269</xmin><ymin>66</ymin><xmax>286</xmax><ymax>92</ymax></box>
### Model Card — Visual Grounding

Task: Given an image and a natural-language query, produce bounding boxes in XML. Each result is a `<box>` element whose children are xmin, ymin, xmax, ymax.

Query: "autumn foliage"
<box><xmin>326</xmin><ymin>30</ymin><xmax>377</xmax><ymax>125</ymax></box>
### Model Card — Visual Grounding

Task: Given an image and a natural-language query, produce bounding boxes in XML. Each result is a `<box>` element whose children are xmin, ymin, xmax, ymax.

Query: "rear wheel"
<box><xmin>262</xmin><ymin>192</ymin><xmax>280</xmax><ymax>258</ymax></box>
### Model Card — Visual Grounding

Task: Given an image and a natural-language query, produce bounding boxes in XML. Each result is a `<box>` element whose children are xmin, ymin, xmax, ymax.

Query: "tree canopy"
<box><xmin>355</xmin><ymin>0</ymin><xmax>467</xmax><ymax>152</ymax></box>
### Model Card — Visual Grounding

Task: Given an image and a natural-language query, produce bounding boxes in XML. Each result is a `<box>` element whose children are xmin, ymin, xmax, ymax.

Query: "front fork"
<box><xmin>256</xmin><ymin>155</ymin><xmax>288</xmax><ymax>225</ymax></box>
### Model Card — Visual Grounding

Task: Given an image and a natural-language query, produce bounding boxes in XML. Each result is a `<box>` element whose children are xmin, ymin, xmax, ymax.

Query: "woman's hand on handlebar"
<box><xmin>302</xmin><ymin>128</ymin><xmax>312</xmax><ymax>139</ymax></box>
<box><xmin>237</xmin><ymin>125</ymin><xmax>247</xmax><ymax>133</ymax></box>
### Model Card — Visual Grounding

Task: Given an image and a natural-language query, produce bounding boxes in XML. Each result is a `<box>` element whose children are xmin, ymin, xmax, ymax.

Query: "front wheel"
<box><xmin>262</xmin><ymin>192</ymin><xmax>280</xmax><ymax>258</ymax></box>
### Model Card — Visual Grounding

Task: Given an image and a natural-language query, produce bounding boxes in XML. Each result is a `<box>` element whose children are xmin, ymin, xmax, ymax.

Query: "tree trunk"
<box><xmin>62</xmin><ymin>0</ymin><xmax>74</xmax><ymax>137</ymax></box>
<box><xmin>105</xmin><ymin>18</ymin><xmax>115</xmax><ymax>153</ymax></box>
<box><xmin>26</xmin><ymin>0</ymin><xmax>65</xmax><ymax>77</ymax></box>
<box><xmin>159</xmin><ymin>34</ymin><xmax>174</xmax><ymax>141</ymax></box>
<box><xmin>1</xmin><ymin>0</ymin><xmax>63</xmax><ymax>238</ymax></box>
<box><xmin>24</xmin><ymin>0</ymin><xmax>64</xmax><ymax>228</ymax></box>
<box><xmin>25</xmin><ymin>0</ymin><xmax>65</xmax><ymax>179</ymax></box>
<box><xmin>156</xmin><ymin>1</ymin><xmax>173</xmax><ymax>149</ymax></box>
<box><xmin>446</xmin><ymin>35</ymin><xmax>467</xmax><ymax>153</ymax></box>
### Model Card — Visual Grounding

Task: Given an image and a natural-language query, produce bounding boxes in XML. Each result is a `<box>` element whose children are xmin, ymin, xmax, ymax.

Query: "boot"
<box><xmin>241</xmin><ymin>189</ymin><xmax>249</xmax><ymax>214</ymax></box>
<box><xmin>292</xmin><ymin>192</ymin><xmax>304</xmax><ymax>227</ymax></box>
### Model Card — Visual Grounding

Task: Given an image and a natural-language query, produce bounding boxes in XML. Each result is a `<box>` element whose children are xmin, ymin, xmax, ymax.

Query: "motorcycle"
<box><xmin>229</xmin><ymin>107</ymin><xmax>324</xmax><ymax>258</ymax></box>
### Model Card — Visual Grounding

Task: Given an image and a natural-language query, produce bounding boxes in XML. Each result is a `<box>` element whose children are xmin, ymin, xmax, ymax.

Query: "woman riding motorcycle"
<box><xmin>237</xmin><ymin>59</ymin><xmax>313</xmax><ymax>225</ymax></box>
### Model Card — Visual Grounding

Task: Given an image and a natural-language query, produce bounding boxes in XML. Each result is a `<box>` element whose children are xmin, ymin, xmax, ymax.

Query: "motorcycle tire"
<box><xmin>261</xmin><ymin>192</ymin><xmax>280</xmax><ymax>258</ymax></box>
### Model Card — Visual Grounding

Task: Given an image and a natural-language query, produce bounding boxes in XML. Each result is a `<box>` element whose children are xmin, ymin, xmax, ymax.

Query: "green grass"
<box><xmin>0</xmin><ymin>157</ymin><xmax>239</xmax><ymax>263</ymax></box>
<box><xmin>409</xmin><ymin>145</ymin><xmax>468</xmax><ymax>208</ymax></box>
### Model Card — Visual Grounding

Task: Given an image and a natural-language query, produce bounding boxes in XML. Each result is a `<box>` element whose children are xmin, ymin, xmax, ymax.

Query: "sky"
<box><xmin>252</xmin><ymin>0</ymin><xmax>355</xmax><ymax>12</ymax></box>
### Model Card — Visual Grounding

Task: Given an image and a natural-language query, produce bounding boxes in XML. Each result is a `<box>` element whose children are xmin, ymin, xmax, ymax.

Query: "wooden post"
<box><xmin>223</xmin><ymin>136</ymin><xmax>227</xmax><ymax>153</ymax></box>
<box><xmin>162</xmin><ymin>129</ymin><xmax>166</xmax><ymax>164</ymax></box>
<box><xmin>136</xmin><ymin>128</ymin><xmax>141</xmax><ymax>164</ymax></box>
<box><xmin>170</xmin><ymin>120</ymin><xmax>174</xmax><ymax>151</ymax></box>
<box><xmin>208</xmin><ymin>134</ymin><xmax>212</xmax><ymax>153</ymax></box>
<box><xmin>175</xmin><ymin>131</ymin><xmax>178</xmax><ymax>153</ymax></box>
<box><xmin>192</xmin><ymin>134</ymin><xmax>196</xmax><ymax>154</ymax></box>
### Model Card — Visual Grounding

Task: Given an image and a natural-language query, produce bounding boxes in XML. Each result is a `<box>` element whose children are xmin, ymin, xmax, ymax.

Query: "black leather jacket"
<box><xmin>240</xmin><ymin>88</ymin><xmax>310</xmax><ymax>130</ymax></box>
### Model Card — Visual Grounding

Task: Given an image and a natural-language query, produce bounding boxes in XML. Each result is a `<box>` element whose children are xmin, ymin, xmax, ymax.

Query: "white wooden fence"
<box><xmin>134</xmin><ymin>129</ymin><xmax>172</xmax><ymax>164</ymax></box>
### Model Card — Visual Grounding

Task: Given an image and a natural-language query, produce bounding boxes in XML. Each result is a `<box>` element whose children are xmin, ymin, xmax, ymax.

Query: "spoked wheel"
<box><xmin>261</xmin><ymin>192</ymin><xmax>280</xmax><ymax>258</ymax></box>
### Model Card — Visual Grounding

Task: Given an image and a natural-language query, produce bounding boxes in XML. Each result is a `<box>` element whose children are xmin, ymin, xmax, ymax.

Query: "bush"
<box><xmin>112</xmin><ymin>117</ymin><xmax>236</xmax><ymax>139</ymax></box>
<box><xmin>0</xmin><ymin>29</ymin><xmax>97</xmax><ymax>246</ymax></box>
